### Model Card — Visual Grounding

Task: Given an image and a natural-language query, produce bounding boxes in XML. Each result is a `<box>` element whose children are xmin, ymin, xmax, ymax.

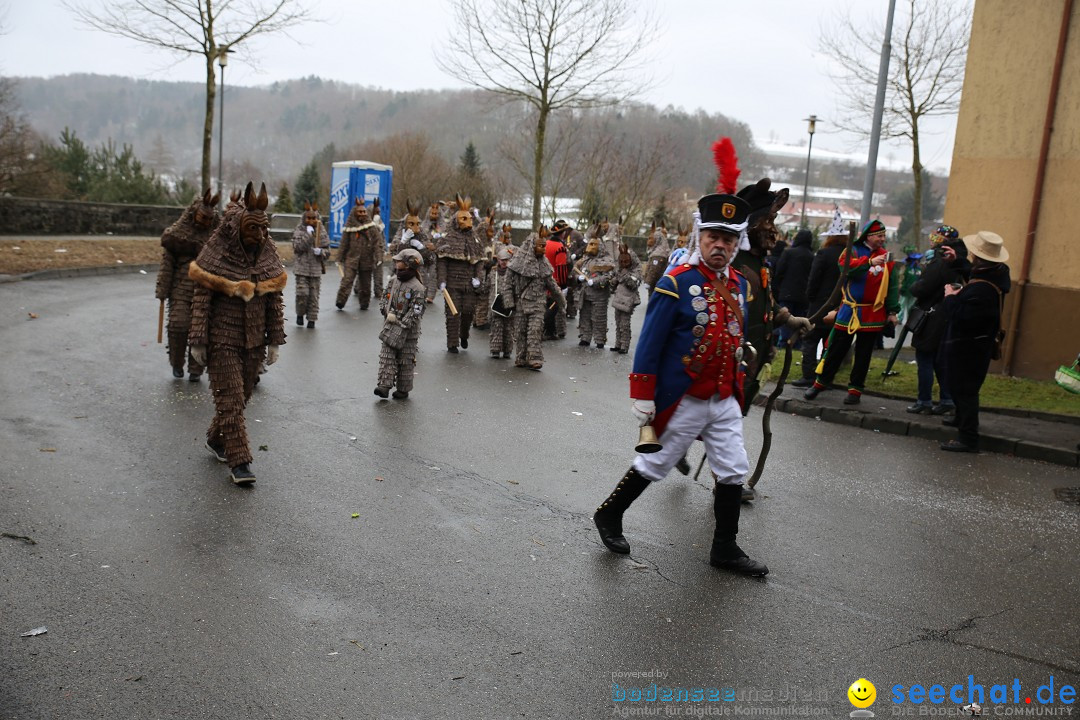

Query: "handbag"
<box><xmin>490</xmin><ymin>271</ymin><xmax>515</xmax><ymax>318</ymax></box>
<box><xmin>904</xmin><ymin>305</ymin><xmax>931</xmax><ymax>334</ymax></box>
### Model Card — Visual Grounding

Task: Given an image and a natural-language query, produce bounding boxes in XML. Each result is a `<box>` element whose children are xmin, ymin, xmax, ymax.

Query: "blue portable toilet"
<box><xmin>328</xmin><ymin>160</ymin><xmax>393</xmax><ymax>248</ymax></box>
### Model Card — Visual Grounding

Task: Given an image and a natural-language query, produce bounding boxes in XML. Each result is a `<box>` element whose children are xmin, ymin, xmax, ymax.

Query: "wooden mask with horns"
<box><xmin>240</xmin><ymin>182</ymin><xmax>270</xmax><ymax>248</ymax></box>
<box><xmin>405</xmin><ymin>199</ymin><xmax>421</xmax><ymax>234</ymax></box>
<box><xmin>194</xmin><ymin>187</ymin><xmax>220</xmax><ymax>229</ymax></box>
<box><xmin>454</xmin><ymin>193</ymin><xmax>473</xmax><ymax>231</ymax></box>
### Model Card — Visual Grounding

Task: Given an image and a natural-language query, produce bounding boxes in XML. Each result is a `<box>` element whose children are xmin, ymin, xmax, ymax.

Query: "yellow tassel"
<box><xmin>873</xmin><ymin>263</ymin><xmax>890</xmax><ymax>312</ymax></box>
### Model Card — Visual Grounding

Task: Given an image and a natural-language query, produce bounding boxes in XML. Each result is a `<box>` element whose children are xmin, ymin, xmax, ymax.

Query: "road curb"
<box><xmin>754</xmin><ymin>394</ymin><xmax>1080</xmax><ymax>468</ymax></box>
<box><xmin>2</xmin><ymin>264</ymin><xmax>159</xmax><ymax>282</ymax></box>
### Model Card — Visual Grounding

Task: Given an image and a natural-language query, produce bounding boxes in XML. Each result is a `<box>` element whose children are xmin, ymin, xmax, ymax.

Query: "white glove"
<box><xmin>266</xmin><ymin>345</ymin><xmax>279</xmax><ymax>366</ymax></box>
<box><xmin>587</xmin><ymin>278</ymin><xmax>594</xmax><ymax>286</ymax></box>
<box><xmin>190</xmin><ymin>345</ymin><xmax>207</xmax><ymax>366</ymax></box>
<box><xmin>471</xmin><ymin>277</ymin><xmax>481</xmax><ymax>288</ymax></box>
<box><xmin>578</xmin><ymin>275</ymin><xmax>586</xmax><ymax>283</ymax></box>
<box><xmin>631</xmin><ymin>399</ymin><xmax>656</xmax><ymax>427</ymax></box>
<box><xmin>571</xmin><ymin>254</ymin><xmax>577</xmax><ymax>261</ymax></box>
<box><xmin>561</xmin><ymin>287</ymin><xmax>568</xmax><ymax>296</ymax></box>
<box><xmin>439</xmin><ymin>282</ymin><xmax>447</xmax><ymax>291</ymax></box>
<box><xmin>373</xmin><ymin>214</ymin><xmax>383</xmax><ymax>229</ymax></box>
<box><xmin>313</xmin><ymin>247</ymin><xmax>322</xmax><ymax>256</ymax></box>
<box><xmin>433</xmin><ymin>232</ymin><xmax>444</xmax><ymax>240</ymax></box>
<box><xmin>402</xmin><ymin>229</ymin><xmax>414</xmax><ymax>241</ymax></box>
<box><xmin>410</xmin><ymin>238</ymin><xmax>425</xmax><ymax>250</ymax></box>
<box><xmin>306</xmin><ymin>225</ymin><xmax>314</xmax><ymax>235</ymax></box>
<box><xmin>386</xmin><ymin>312</ymin><xmax>398</xmax><ymax>324</ymax></box>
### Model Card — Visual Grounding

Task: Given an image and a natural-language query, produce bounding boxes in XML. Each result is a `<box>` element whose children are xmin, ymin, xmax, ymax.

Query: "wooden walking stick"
<box><xmin>442</xmin><ymin>287</ymin><xmax>459</xmax><ymax>316</ymax></box>
<box><xmin>156</xmin><ymin>300</ymin><xmax>164</xmax><ymax>344</ymax></box>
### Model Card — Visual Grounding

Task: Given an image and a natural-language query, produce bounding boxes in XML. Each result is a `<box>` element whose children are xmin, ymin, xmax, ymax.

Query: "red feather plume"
<box><xmin>712</xmin><ymin>137</ymin><xmax>740</xmax><ymax>194</ymax></box>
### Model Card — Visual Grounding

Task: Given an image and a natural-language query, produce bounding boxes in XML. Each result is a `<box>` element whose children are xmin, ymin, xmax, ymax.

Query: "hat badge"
<box><xmin>721</xmin><ymin>203</ymin><xmax>736</xmax><ymax>219</ymax></box>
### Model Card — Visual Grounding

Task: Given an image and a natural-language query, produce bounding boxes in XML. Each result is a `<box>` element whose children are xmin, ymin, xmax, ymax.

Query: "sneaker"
<box><xmin>336</xmin><ymin>303</ymin><xmax>344</xmax><ymax>311</ymax></box>
<box><xmin>843</xmin><ymin>392</ymin><xmax>861</xmax><ymax>405</ymax></box>
<box><xmin>906</xmin><ymin>402</ymin><xmax>932</xmax><ymax>414</ymax></box>
<box><xmin>374</xmin><ymin>386</ymin><xmax>390</xmax><ymax>398</ymax></box>
<box><xmin>307</xmin><ymin>320</ymin><xmax>315</xmax><ymax>328</ymax></box>
<box><xmin>205</xmin><ymin>440</ymin><xmax>227</xmax><ymax>463</ymax></box>
<box><xmin>790</xmin><ymin>377</ymin><xmax>814</xmax><ymax>388</ymax></box>
<box><xmin>940</xmin><ymin>439</ymin><xmax>977</xmax><ymax>453</ymax></box>
<box><xmin>296</xmin><ymin>315</ymin><xmax>304</xmax><ymax>326</ymax></box>
<box><xmin>392</xmin><ymin>390</ymin><xmax>409</xmax><ymax>399</ymax></box>
<box><xmin>447</xmin><ymin>346</ymin><xmax>459</xmax><ymax>354</ymax></box>
<box><xmin>930</xmin><ymin>403</ymin><xmax>956</xmax><ymax>416</ymax></box>
<box><xmin>172</xmin><ymin>366</ymin><xmax>184</xmax><ymax>379</ymax></box>
<box><xmin>230</xmin><ymin>463</ymin><xmax>256</xmax><ymax>485</ymax></box>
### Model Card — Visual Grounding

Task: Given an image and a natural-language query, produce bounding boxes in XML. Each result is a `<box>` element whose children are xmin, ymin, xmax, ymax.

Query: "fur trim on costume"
<box><xmin>189</xmin><ymin>261</ymin><xmax>257</xmax><ymax>301</ymax></box>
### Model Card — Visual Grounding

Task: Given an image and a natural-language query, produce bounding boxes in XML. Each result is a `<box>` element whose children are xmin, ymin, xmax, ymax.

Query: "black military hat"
<box><xmin>697</xmin><ymin>193</ymin><xmax>751</xmax><ymax>233</ymax></box>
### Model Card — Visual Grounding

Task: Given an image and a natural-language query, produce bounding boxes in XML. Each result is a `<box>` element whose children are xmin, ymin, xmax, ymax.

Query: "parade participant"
<box><xmin>543</xmin><ymin>222</ymin><xmax>570</xmax><ymax>340</ymax></box>
<box><xmin>155</xmin><ymin>188</ymin><xmax>220</xmax><ymax>381</ymax></box>
<box><xmin>557</xmin><ymin>219</ymin><xmax>586</xmax><ymax>322</ymax></box>
<box><xmin>642</xmin><ymin>222</ymin><xmax>671</xmax><ymax>293</ymax></box>
<box><xmin>610</xmin><ymin>243</ymin><xmax>642</xmax><ymax>354</ymax></box>
<box><xmin>508</xmin><ymin>228</ymin><xmax>565</xmax><ymax>370</ymax></box>
<box><xmin>573</xmin><ymin>232</ymin><xmax>616</xmax><ymax>348</ymax></box>
<box><xmin>335</xmin><ymin>197</ymin><xmax>383</xmax><ymax>310</ymax></box>
<box><xmin>419</xmin><ymin>202</ymin><xmax>445</xmax><ymax>303</ymax></box>
<box><xmin>290</xmin><ymin>201</ymin><xmax>329</xmax><ymax>328</ymax></box>
<box><xmin>939</xmin><ymin>231</ymin><xmax>1009</xmax><ymax>452</ymax></box>
<box><xmin>188</xmin><ymin>182</ymin><xmax>287</xmax><ymax>485</ymax></box>
<box><xmin>473</xmin><ymin>208</ymin><xmax>497</xmax><ymax>331</ymax></box>
<box><xmin>389</xmin><ymin>199</ymin><xmax>436</xmax><ymax>270</ymax></box>
<box><xmin>487</xmin><ymin>246</ymin><xmax>515</xmax><ymax>359</ymax></box>
<box><xmin>772</xmin><ymin>228</ymin><xmax>814</xmax><ymax>345</ymax></box>
<box><xmin>804</xmin><ymin>219</ymin><xmax>900</xmax><ymax>405</ymax></box>
<box><xmin>592</xmin><ymin>193</ymin><xmax>768</xmax><ymax>576</ymax></box>
<box><xmin>436</xmin><ymin>193</ymin><xmax>486</xmax><ymax>352</ymax></box>
<box><xmin>375</xmin><ymin>249</ymin><xmax>427</xmax><ymax>400</ymax></box>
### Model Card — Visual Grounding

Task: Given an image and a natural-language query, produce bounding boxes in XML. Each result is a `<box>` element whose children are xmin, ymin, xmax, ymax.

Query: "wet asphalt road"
<box><xmin>1</xmin><ymin>273</ymin><xmax>1078</xmax><ymax>719</ymax></box>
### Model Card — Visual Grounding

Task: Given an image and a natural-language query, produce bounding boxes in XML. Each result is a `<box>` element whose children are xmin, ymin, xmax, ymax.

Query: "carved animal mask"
<box><xmin>429</xmin><ymin>203</ymin><xmax>440</xmax><ymax>223</ymax></box>
<box><xmin>302</xmin><ymin>201</ymin><xmax>320</xmax><ymax>228</ymax></box>
<box><xmin>534</xmin><ymin>227</ymin><xmax>548</xmax><ymax>257</ymax></box>
<box><xmin>240</xmin><ymin>182</ymin><xmax>270</xmax><ymax>249</ymax></box>
<box><xmin>585</xmin><ymin>239</ymin><xmax>599</xmax><ymax>256</ymax></box>
<box><xmin>619</xmin><ymin>245</ymin><xmax>632</xmax><ymax>269</ymax></box>
<box><xmin>454</xmin><ymin>193</ymin><xmax>473</xmax><ymax>231</ymax></box>
<box><xmin>194</xmin><ymin>187</ymin><xmax>220</xmax><ymax>229</ymax></box>
<box><xmin>484</xmin><ymin>209</ymin><xmax>496</xmax><ymax>240</ymax></box>
<box><xmin>405</xmin><ymin>199</ymin><xmax>421</xmax><ymax>233</ymax></box>
<box><xmin>500</xmin><ymin>223</ymin><xmax>513</xmax><ymax>244</ymax></box>
<box><xmin>353</xmin><ymin>197</ymin><xmax>369</xmax><ymax>222</ymax></box>
<box><xmin>676</xmin><ymin>224</ymin><xmax>688</xmax><ymax>249</ymax></box>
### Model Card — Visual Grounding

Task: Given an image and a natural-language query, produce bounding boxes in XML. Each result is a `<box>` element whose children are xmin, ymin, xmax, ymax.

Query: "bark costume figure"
<box><xmin>389</xmin><ymin>199</ymin><xmax>436</xmax><ymax>270</ymax></box>
<box><xmin>472</xmin><ymin>208</ymin><xmax>497</xmax><ymax>330</ymax></box>
<box><xmin>611</xmin><ymin>243</ymin><xmax>643</xmax><ymax>354</ymax></box>
<box><xmin>593</xmin><ymin>193</ymin><xmax>769</xmax><ymax>577</ymax></box>
<box><xmin>436</xmin><ymin>193</ymin><xmax>486</xmax><ymax>352</ymax></box>
<box><xmin>419</xmin><ymin>202</ymin><xmax>445</xmax><ymax>302</ymax></box>
<box><xmin>188</xmin><ymin>182</ymin><xmax>287</xmax><ymax>485</ymax></box>
<box><xmin>155</xmin><ymin>188</ymin><xmax>220</xmax><ymax>380</ymax></box>
<box><xmin>487</xmin><ymin>246</ymin><xmax>515</xmax><ymax>359</ymax></box>
<box><xmin>375</xmin><ymin>249</ymin><xmax>426</xmax><ymax>400</ymax></box>
<box><xmin>642</xmin><ymin>223</ymin><xmax>671</xmax><ymax>292</ymax></box>
<box><xmin>291</xmin><ymin>202</ymin><xmax>330</xmax><ymax>328</ymax></box>
<box><xmin>562</xmin><ymin>222</ymin><xmax>587</xmax><ymax>321</ymax></box>
<box><xmin>509</xmin><ymin>228</ymin><xmax>565</xmax><ymax>369</ymax></box>
<box><xmin>573</xmin><ymin>231</ymin><xmax>616</xmax><ymax>348</ymax></box>
<box><xmin>335</xmin><ymin>198</ymin><xmax>384</xmax><ymax>310</ymax></box>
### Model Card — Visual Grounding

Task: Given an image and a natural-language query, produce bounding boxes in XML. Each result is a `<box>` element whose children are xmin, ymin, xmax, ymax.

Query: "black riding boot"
<box><xmin>593</xmin><ymin>467</ymin><xmax>651</xmax><ymax>554</ymax></box>
<box><xmin>710</xmin><ymin>483</ymin><xmax>769</xmax><ymax>576</ymax></box>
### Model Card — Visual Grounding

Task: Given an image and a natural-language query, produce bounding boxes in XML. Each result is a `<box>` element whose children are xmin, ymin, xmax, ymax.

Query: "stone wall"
<box><xmin>0</xmin><ymin>197</ymin><xmax>184</xmax><ymax>236</ymax></box>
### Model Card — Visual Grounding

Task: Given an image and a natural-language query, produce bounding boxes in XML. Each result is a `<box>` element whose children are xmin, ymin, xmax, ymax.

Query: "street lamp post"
<box><xmin>799</xmin><ymin>114</ymin><xmax>819</xmax><ymax>229</ymax></box>
<box><xmin>216</xmin><ymin>47</ymin><xmax>231</xmax><ymax>195</ymax></box>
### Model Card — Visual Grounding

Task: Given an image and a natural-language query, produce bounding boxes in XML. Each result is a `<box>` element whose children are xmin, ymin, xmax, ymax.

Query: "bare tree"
<box><xmin>66</xmin><ymin>0</ymin><xmax>313</xmax><ymax>192</ymax></box>
<box><xmin>822</xmin><ymin>0</ymin><xmax>970</xmax><ymax>248</ymax></box>
<box><xmin>349</xmin><ymin>131</ymin><xmax>455</xmax><ymax>219</ymax></box>
<box><xmin>436</xmin><ymin>0</ymin><xmax>656</xmax><ymax>227</ymax></box>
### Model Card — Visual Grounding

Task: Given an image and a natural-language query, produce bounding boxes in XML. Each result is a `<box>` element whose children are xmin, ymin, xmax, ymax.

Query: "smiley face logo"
<box><xmin>848</xmin><ymin>678</ymin><xmax>877</xmax><ymax>709</ymax></box>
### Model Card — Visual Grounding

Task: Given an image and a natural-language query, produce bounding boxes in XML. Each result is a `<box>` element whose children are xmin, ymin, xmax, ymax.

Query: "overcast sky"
<box><xmin>2</xmin><ymin>0</ymin><xmax>965</xmax><ymax>173</ymax></box>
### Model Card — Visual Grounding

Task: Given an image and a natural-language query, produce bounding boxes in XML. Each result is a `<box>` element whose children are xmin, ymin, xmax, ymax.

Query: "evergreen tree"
<box><xmin>274</xmin><ymin>181</ymin><xmax>295</xmax><ymax>213</ymax></box>
<box><xmin>293</xmin><ymin>159</ymin><xmax>322</xmax><ymax>209</ymax></box>
<box><xmin>460</xmin><ymin>141</ymin><xmax>481</xmax><ymax>177</ymax></box>
<box><xmin>40</xmin><ymin>129</ymin><xmax>166</xmax><ymax>203</ymax></box>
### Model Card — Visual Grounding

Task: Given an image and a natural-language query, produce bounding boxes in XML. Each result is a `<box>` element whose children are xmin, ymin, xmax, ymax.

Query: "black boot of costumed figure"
<box><xmin>710</xmin><ymin>483</ymin><xmax>768</xmax><ymax>576</ymax></box>
<box><xmin>593</xmin><ymin>467</ymin><xmax>651</xmax><ymax>554</ymax></box>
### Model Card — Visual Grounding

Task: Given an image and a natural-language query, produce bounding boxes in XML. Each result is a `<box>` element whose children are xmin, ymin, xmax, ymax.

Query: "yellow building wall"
<box><xmin>945</xmin><ymin>0</ymin><xmax>1080</xmax><ymax>378</ymax></box>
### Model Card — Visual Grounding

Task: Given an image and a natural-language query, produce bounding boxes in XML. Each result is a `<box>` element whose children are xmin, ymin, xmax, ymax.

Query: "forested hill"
<box><xmin>11</xmin><ymin>73</ymin><xmax>761</xmax><ymax>196</ymax></box>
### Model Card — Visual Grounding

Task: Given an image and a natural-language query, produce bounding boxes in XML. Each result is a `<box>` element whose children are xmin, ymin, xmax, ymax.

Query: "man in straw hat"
<box><xmin>938</xmin><ymin>231</ymin><xmax>1010</xmax><ymax>452</ymax></box>
<box><xmin>591</xmin><ymin>192</ymin><xmax>769</xmax><ymax>577</ymax></box>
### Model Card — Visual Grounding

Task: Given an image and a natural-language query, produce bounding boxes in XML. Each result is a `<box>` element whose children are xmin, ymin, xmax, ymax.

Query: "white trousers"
<box><xmin>633</xmin><ymin>394</ymin><xmax>749</xmax><ymax>485</ymax></box>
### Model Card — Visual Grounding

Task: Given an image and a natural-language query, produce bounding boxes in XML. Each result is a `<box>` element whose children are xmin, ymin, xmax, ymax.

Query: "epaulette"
<box><xmin>657</xmin><ymin>263</ymin><xmax>697</xmax><ymax>297</ymax></box>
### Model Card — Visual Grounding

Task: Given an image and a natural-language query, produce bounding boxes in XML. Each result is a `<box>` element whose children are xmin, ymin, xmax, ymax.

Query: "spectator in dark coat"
<box><xmin>939</xmin><ymin>231</ymin><xmax>1010</xmax><ymax>453</ymax></box>
<box><xmin>772</xmin><ymin>229</ymin><xmax>814</xmax><ymax>345</ymax></box>
<box><xmin>906</xmin><ymin>228</ymin><xmax>971</xmax><ymax>415</ymax></box>
<box><xmin>792</xmin><ymin>230</ymin><xmax>846</xmax><ymax>387</ymax></box>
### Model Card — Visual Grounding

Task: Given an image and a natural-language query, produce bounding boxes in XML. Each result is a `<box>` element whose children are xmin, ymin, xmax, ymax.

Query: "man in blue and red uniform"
<box><xmin>591</xmin><ymin>193</ymin><xmax>769</xmax><ymax>577</ymax></box>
